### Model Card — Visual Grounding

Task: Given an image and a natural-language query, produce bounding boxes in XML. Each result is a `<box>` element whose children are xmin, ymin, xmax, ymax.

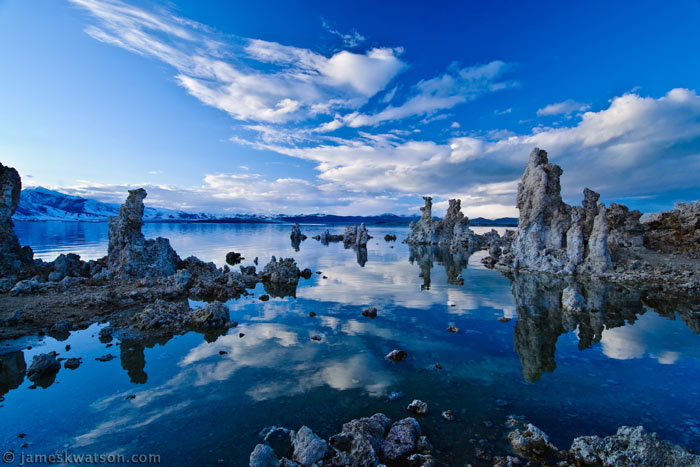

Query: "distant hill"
<box><xmin>14</xmin><ymin>187</ymin><xmax>217</xmax><ymax>222</ymax></box>
<box><xmin>13</xmin><ymin>186</ymin><xmax>518</xmax><ymax>226</ymax></box>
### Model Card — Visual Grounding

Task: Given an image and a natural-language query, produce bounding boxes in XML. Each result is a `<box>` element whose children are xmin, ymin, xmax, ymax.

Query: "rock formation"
<box><xmin>107</xmin><ymin>188</ymin><xmax>181</xmax><ymax>278</ymax></box>
<box><xmin>406</xmin><ymin>197</ymin><xmax>499</xmax><ymax>251</ymax></box>
<box><xmin>0</xmin><ymin>162</ymin><xmax>35</xmax><ymax>280</ymax></box>
<box><xmin>290</xmin><ymin>224</ymin><xmax>307</xmax><ymax>241</ymax></box>
<box><xmin>484</xmin><ymin>148</ymin><xmax>700</xmax><ymax>286</ymax></box>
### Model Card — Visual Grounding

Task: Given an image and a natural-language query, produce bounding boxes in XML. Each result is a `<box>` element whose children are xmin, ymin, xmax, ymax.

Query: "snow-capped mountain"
<box><xmin>13</xmin><ymin>187</ymin><xmax>218</xmax><ymax>222</ymax></box>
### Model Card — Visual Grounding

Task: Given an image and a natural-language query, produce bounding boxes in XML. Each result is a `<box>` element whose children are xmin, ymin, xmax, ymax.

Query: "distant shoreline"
<box><xmin>13</xmin><ymin>218</ymin><xmax>519</xmax><ymax>227</ymax></box>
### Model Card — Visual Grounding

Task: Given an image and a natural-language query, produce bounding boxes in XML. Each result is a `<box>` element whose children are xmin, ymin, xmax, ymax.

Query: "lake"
<box><xmin>2</xmin><ymin>221</ymin><xmax>700</xmax><ymax>465</ymax></box>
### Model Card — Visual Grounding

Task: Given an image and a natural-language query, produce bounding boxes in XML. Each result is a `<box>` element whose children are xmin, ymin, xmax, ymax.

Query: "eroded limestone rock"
<box><xmin>107</xmin><ymin>189</ymin><xmax>181</xmax><ymax>278</ymax></box>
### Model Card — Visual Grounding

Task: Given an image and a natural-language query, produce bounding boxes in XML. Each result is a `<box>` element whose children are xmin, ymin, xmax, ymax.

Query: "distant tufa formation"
<box><xmin>406</xmin><ymin>197</ymin><xmax>500</xmax><ymax>251</ymax></box>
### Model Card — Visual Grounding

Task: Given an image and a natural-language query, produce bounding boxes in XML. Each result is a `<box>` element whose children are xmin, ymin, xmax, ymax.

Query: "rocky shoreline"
<box><xmin>248</xmin><ymin>413</ymin><xmax>700</xmax><ymax>467</ymax></box>
<box><xmin>0</xmin><ymin>163</ymin><xmax>310</xmax><ymax>340</ymax></box>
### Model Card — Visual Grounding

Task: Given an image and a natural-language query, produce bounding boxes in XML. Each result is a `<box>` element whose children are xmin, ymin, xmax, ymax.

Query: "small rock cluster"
<box><xmin>249</xmin><ymin>414</ymin><xmax>436</xmax><ymax>467</ymax></box>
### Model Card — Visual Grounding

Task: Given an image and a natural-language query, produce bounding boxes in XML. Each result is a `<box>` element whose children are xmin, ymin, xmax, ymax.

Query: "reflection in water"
<box><xmin>510</xmin><ymin>272</ymin><xmax>700</xmax><ymax>382</ymax></box>
<box><xmin>290</xmin><ymin>237</ymin><xmax>302</xmax><ymax>252</ymax></box>
<box><xmin>120</xmin><ymin>340</ymin><xmax>148</xmax><ymax>384</ymax></box>
<box><xmin>0</xmin><ymin>351</ymin><xmax>26</xmax><ymax>396</ymax></box>
<box><xmin>408</xmin><ymin>245</ymin><xmax>470</xmax><ymax>288</ymax></box>
<box><xmin>5</xmin><ymin>223</ymin><xmax>700</xmax><ymax>465</ymax></box>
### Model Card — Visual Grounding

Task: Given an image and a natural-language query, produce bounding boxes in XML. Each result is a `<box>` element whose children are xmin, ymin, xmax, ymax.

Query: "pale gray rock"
<box><xmin>562</xmin><ymin>286</ymin><xmax>585</xmax><ymax>312</ymax></box>
<box><xmin>261</xmin><ymin>256</ymin><xmax>300</xmax><ymax>285</ymax></box>
<box><xmin>107</xmin><ymin>189</ymin><xmax>181</xmax><ymax>278</ymax></box>
<box><xmin>569</xmin><ymin>425</ymin><xmax>700</xmax><ymax>466</ymax></box>
<box><xmin>249</xmin><ymin>443</ymin><xmax>278</xmax><ymax>467</ymax></box>
<box><xmin>506</xmin><ymin>148</ymin><xmax>613</xmax><ymax>274</ymax></box>
<box><xmin>328</xmin><ymin>413</ymin><xmax>391</xmax><ymax>466</ymax></box>
<box><xmin>292</xmin><ymin>426</ymin><xmax>328</xmax><ymax>466</ymax></box>
<box><xmin>344</xmin><ymin>224</ymin><xmax>371</xmax><ymax>247</ymax></box>
<box><xmin>508</xmin><ymin>423</ymin><xmax>558</xmax><ymax>459</ymax></box>
<box><xmin>190</xmin><ymin>301</ymin><xmax>230</xmax><ymax>328</ymax></box>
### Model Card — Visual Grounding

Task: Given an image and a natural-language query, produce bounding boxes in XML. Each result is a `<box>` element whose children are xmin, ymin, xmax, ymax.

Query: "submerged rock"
<box><xmin>107</xmin><ymin>189</ymin><xmax>181</xmax><ymax>278</ymax></box>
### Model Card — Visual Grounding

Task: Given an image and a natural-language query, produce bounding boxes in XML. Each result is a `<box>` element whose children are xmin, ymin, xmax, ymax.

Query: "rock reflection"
<box><xmin>408</xmin><ymin>245</ymin><xmax>470</xmax><ymax>288</ymax></box>
<box><xmin>0</xmin><ymin>351</ymin><xmax>26</xmax><ymax>396</ymax></box>
<box><xmin>120</xmin><ymin>339</ymin><xmax>147</xmax><ymax>384</ymax></box>
<box><xmin>510</xmin><ymin>272</ymin><xmax>700</xmax><ymax>382</ymax></box>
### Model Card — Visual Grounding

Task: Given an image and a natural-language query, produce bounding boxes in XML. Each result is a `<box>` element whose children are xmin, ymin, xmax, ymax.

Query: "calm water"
<box><xmin>2</xmin><ymin>222</ymin><xmax>700</xmax><ymax>465</ymax></box>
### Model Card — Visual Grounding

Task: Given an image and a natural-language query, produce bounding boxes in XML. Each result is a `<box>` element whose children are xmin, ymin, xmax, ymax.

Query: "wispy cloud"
<box><xmin>321</xmin><ymin>18</ymin><xmax>365</xmax><ymax>48</ymax></box>
<box><xmin>537</xmin><ymin>99</ymin><xmax>590</xmax><ymax>116</ymax></box>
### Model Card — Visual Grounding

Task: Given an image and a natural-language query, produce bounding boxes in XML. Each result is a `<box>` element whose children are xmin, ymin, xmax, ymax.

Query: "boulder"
<box><xmin>380</xmin><ymin>417</ymin><xmax>421</xmax><ymax>462</ymax></box>
<box><xmin>250</xmin><ymin>444</ymin><xmax>278</xmax><ymax>467</ymax></box>
<box><xmin>27</xmin><ymin>352</ymin><xmax>60</xmax><ymax>382</ymax></box>
<box><xmin>508</xmin><ymin>423</ymin><xmax>559</xmax><ymax>460</ymax></box>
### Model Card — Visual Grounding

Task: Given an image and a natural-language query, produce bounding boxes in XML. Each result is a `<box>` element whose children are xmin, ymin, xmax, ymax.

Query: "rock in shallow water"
<box><xmin>27</xmin><ymin>353</ymin><xmax>60</xmax><ymax>382</ymax></box>
<box><xmin>407</xmin><ymin>400</ymin><xmax>428</xmax><ymax>415</ymax></box>
<box><xmin>386</xmin><ymin>349</ymin><xmax>408</xmax><ymax>362</ymax></box>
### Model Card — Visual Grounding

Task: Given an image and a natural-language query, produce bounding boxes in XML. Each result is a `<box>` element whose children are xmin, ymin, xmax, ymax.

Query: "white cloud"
<box><xmin>70</xmin><ymin>0</ymin><xmax>405</xmax><ymax>123</ymax></box>
<box><xmin>537</xmin><ymin>99</ymin><xmax>590</xmax><ymax>116</ymax></box>
<box><xmin>336</xmin><ymin>61</ymin><xmax>517</xmax><ymax>128</ymax></box>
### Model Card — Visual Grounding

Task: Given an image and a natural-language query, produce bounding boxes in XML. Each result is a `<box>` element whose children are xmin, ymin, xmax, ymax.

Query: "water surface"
<box><xmin>2</xmin><ymin>222</ymin><xmax>700</xmax><ymax>465</ymax></box>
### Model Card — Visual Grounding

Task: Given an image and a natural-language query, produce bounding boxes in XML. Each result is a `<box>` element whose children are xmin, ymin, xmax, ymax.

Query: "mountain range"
<box><xmin>13</xmin><ymin>187</ymin><xmax>518</xmax><ymax>226</ymax></box>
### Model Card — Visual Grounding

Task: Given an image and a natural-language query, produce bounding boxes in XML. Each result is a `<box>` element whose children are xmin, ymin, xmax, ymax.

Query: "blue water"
<box><xmin>2</xmin><ymin>222</ymin><xmax>700</xmax><ymax>466</ymax></box>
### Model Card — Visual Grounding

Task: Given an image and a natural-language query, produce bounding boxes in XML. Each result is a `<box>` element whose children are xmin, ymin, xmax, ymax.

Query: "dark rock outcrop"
<box><xmin>642</xmin><ymin>201</ymin><xmax>700</xmax><ymax>258</ymax></box>
<box><xmin>0</xmin><ymin>162</ymin><xmax>35</xmax><ymax>279</ymax></box>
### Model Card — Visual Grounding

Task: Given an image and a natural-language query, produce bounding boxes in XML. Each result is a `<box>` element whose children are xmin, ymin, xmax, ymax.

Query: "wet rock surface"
<box><xmin>27</xmin><ymin>352</ymin><xmax>60</xmax><ymax>384</ymax></box>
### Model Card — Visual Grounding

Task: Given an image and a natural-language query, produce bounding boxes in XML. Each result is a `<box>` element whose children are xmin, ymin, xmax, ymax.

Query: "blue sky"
<box><xmin>1</xmin><ymin>0</ymin><xmax>699</xmax><ymax>217</ymax></box>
